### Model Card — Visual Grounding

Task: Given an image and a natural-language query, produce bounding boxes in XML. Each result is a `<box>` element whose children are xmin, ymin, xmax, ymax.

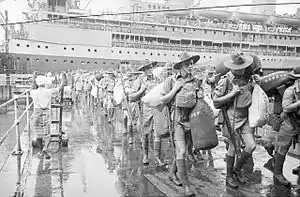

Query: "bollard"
<box><xmin>11</xmin><ymin>99</ymin><xmax>23</xmax><ymax>155</ymax></box>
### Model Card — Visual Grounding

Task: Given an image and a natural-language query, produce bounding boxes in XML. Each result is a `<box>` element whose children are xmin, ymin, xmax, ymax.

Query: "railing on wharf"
<box><xmin>0</xmin><ymin>89</ymin><xmax>33</xmax><ymax>156</ymax></box>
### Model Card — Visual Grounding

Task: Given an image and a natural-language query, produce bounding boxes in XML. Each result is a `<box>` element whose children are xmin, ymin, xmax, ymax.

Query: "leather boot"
<box><xmin>177</xmin><ymin>159</ymin><xmax>195</xmax><ymax>197</ymax></box>
<box><xmin>234</xmin><ymin>150</ymin><xmax>252</xmax><ymax>184</ymax></box>
<box><xmin>142</xmin><ymin>135</ymin><xmax>149</xmax><ymax>164</ymax></box>
<box><xmin>128</xmin><ymin>125</ymin><xmax>133</xmax><ymax>145</ymax></box>
<box><xmin>292</xmin><ymin>165</ymin><xmax>300</xmax><ymax>175</ymax></box>
<box><xmin>264</xmin><ymin>144</ymin><xmax>275</xmax><ymax>157</ymax></box>
<box><xmin>193</xmin><ymin>150</ymin><xmax>204</xmax><ymax>161</ymax></box>
<box><xmin>154</xmin><ymin>141</ymin><xmax>165</xmax><ymax>167</ymax></box>
<box><xmin>273</xmin><ymin>153</ymin><xmax>291</xmax><ymax>186</ymax></box>
<box><xmin>226</xmin><ymin>155</ymin><xmax>238</xmax><ymax>189</ymax></box>
<box><xmin>168</xmin><ymin>159</ymin><xmax>182</xmax><ymax>186</ymax></box>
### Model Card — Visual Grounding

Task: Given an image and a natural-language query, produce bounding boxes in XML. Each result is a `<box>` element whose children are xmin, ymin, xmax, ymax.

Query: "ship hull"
<box><xmin>2</xmin><ymin>51</ymin><xmax>299</xmax><ymax>74</ymax></box>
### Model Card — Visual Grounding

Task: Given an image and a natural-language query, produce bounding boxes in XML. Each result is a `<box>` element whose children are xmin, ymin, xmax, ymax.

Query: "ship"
<box><xmin>1</xmin><ymin>0</ymin><xmax>300</xmax><ymax>74</ymax></box>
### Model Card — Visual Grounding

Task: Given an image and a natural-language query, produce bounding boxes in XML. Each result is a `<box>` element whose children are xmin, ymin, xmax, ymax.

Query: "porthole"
<box><xmin>45</xmin><ymin>59</ymin><xmax>49</xmax><ymax>62</ymax></box>
<box><xmin>53</xmin><ymin>60</ymin><xmax>57</xmax><ymax>63</ymax></box>
<box><xmin>17</xmin><ymin>57</ymin><xmax>20</xmax><ymax>60</ymax></box>
<box><xmin>26</xmin><ymin>44</ymin><xmax>29</xmax><ymax>47</ymax></box>
<box><xmin>135</xmin><ymin>52</ymin><xmax>138</xmax><ymax>54</ymax></box>
<box><xmin>111</xmin><ymin>50</ymin><xmax>114</xmax><ymax>53</ymax></box>
<box><xmin>178</xmin><ymin>54</ymin><xmax>180</xmax><ymax>57</ymax></box>
<box><xmin>150</xmin><ymin>53</ymin><xmax>153</xmax><ymax>55</ymax></box>
<box><xmin>142</xmin><ymin>52</ymin><xmax>145</xmax><ymax>55</ymax></box>
<box><xmin>26</xmin><ymin>58</ymin><xmax>30</xmax><ymax>61</ymax></box>
<box><xmin>17</xmin><ymin>44</ymin><xmax>20</xmax><ymax>47</ymax></box>
<box><xmin>45</xmin><ymin>46</ymin><xmax>48</xmax><ymax>49</ymax></box>
<box><xmin>127</xmin><ymin>51</ymin><xmax>130</xmax><ymax>54</ymax></box>
<box><xmin>72</xmin><ymin>48</ymin><xmax>74</xmax><ymax>51</ymax></box>
<box><xmin>204</xmin><ymin>56</ymin><xmax>206</xmax><ymax>58</ymax></box>
<box><xmin>103</xmin><ymin>62</ymin><xmax>106</xmax><ymax>65</ymax></box>
<box><xmin>94</xmin><ymin>49</ymin><xmax>97</xmax><ymax>52</ymax></box>
<box><xmin>37</xmin><ymin>45</ymin><xmax>40</xmax><ymax>48</ymax></box>
<box><xmin>209</xmin><ymin>56</ymin><xmax>212</xmax><ymax>59</ymax></box>
<box><xmin>87</xmin><ymin>61</ymin><xmax>90</xmax><ymax>64</ymax></box>
<box><xmin>88</xmin><ymin>49</ymin><xmax>91</xmax><ymax>52</ymax></box>
<box><xmin>64</xmin><ymin>47</ymin><xmax>67</xmax><ymax>50</ymax></box>
<box><xmin>172</xmin><ymin>54</ymin><xmax>175</xmax><ymax>56</ymax></box>
<box><xmin>70</xmin><ymin>60</ymin><xmax>74</xmax><ymax>63</ymax></box>
<box><xmin>36</xmin><ymin>58</ymin><xmax>39</xmax><ymax>62</ymax></box>
<box><xmin>63</xmin><ymin>60</ymin><xmax>67</xmax><ymax>63</ymax></box>
<box><xmin>164</xmin><ymin>54</ymin><xmax>167</xmax><ymax>56</ymax></box>
<box><xmin>119</xmin><ymin>51</ymin><xmax>122</xmax><ymax>54</ymax></box>
<box><xmin>158</xmin><ymin>53</ymin><xmax>160</xmax><ymax>56</ymax></box>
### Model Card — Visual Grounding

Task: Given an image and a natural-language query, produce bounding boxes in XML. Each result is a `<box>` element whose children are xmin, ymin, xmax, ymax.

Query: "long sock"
<box><xmin>176</xmin><ymin>159</ymin><xmax>189</xmax><ymax>185</ymax></box>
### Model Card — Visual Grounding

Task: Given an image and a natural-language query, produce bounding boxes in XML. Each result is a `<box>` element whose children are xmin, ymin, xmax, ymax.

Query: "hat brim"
<box><xmin>128</xmin><ymin>71</ymin><xmax>143</xmax><ymax>75</ymax></box>
<box><xmin>137</xmin><ymin>61</ymin><xmax>158</xmax><ymax>71</ymax></box>
<box><xmin>224</xmin><ymin>55</ymin><xmax>253</xmax><ymax>70</ymax></box>
<box><xmin>290</xmin><ymin>73</ymin><xmax>300</xmax><ymax>78</ymax></box>
<box><xmin>173</xmin><ymin>55</ymin><xmax>200</xmax><ymax>70</ymax></box>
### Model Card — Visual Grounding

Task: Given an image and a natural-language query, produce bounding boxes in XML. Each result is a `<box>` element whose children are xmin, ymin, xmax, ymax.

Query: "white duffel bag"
<box><xmin>141</xmin><ymin>82</ymin><xmax>164</xmax><ymax>111</ymax></box>
<box><xmin>249</xmin><ymin>84</ymin><xmax>270</xmax><ymax>128</ymax></box>
<box><xmin>113</xmin><ymin>81</ymin><xmax>125</xmax><ymax>105</ymax></box>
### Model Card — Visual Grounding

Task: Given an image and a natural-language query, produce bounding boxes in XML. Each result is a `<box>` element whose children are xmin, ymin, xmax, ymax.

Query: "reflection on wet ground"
<box><xmin>0</xmin><ymin>108</ymin><xmax>32</xmax><ymax>168</ymax></box>
<box><xmin>16</xmin><ymin>102</ymin><xmax>300</xmax><ymax>197</ymax></box>
<box><xmin>23</xmin><ymin>103</ymin><xmax>166</xmax><ymax>197</ymax></box>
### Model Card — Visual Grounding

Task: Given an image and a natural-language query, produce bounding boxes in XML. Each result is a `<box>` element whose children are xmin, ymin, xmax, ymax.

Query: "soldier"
<box><xmin>122</xmin><ymin>70</ymin><xmax>143</xmax><ymax>145</ymax></box>
<box><xmin>128</xmin><ymin>59</ymin><xmax>157</xmax><ymax>165</ymax></box>
<box><xmin>160</xmin><ymin>52</ymin><xmax>201</xmax><ymax>197</ymax></box>
<box><xmin>273</xmin><ymin>66</ymin><xmax>300</xmax><ymax>186</ymax></box>
<box><xmin>152</xmin><ymin>62</ymin><xmax>173</xmax><ymax>166</ymax></box>
<box><xmin>213</xmin><ymin>52</ymin><xmax>260</xmax><ymax>189</ymax></box>
<box><xmin>104</xmin><ymin>72</ymin><xmax>117</xmax><ymax>122</ymax></box>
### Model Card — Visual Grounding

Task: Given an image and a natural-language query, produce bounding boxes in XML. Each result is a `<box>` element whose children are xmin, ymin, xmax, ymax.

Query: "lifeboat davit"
<box><xmin>270</xmin><ymin>15</ymin><xmax>300</xmax><ymax>26</ymax></box>
<box><xmin>194</xmin><ymin>10</ymin><xmax>233</xmax><ymax>20</ymax></box>
<box><xmin>235</xmin><ymin>12</ymin><xmax>269</xmax><ymax>23</ymax></box>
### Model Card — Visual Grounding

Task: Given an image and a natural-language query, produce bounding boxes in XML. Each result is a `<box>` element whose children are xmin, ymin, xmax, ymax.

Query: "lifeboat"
<box><xmin>235</xmin><ymin>12</ymin><xmax>269</xmax><ymax>23</ymax></box>
<box><xmin>68</xmin><ymin>9</ymin><xmax>89</xmax><ymax>15</ymax></box>
<box><xmin>270</xmin><ymin>15</ymin><xmax>300</xmax><ymax>26</ymax></box>
<box><xmin>164</xmin><ymin>10</ymin><xmax>191</xmax><ymax>17</ymax></box>
<box><xmin>194</xmin><ymin>10</ymin><xmax>233</xmax><ymax>20</ymax></box>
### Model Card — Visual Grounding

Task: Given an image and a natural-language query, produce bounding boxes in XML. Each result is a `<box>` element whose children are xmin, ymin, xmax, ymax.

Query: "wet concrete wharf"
<box><xmin>0</xmin><ymin>102</ymin><xmax>299</xmax><ymax>197</ymax></box>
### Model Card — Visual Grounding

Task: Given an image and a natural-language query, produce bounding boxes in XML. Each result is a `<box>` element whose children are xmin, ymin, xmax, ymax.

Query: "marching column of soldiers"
<box><xmin>60</xmin><ymin>51</ymin><xmax>300</xmax><ymax>197</ymax></box>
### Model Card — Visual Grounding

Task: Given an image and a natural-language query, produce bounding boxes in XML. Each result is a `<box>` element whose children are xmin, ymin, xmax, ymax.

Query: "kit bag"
<box><xmin>141</xmin><ymin>82</ymin><xmax>165</xmax><ymax>111</ymax></box>
<box><xmin>189</xmin><ymin>98</ymin><xmax>218</xmax><ymax>150</ymax></box>
<box><xmin>249</xmin><ymin>83</ymin><xmax>270</xmax><ymax>128</ymax></box>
